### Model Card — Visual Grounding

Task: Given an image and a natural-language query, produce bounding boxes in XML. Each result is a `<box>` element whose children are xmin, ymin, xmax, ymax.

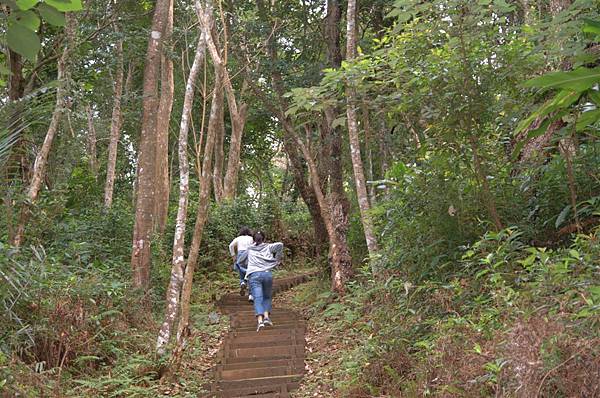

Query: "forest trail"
<box><xmin>206</xmin><ymin>272</ymin><xmax>315</xmax><ymax>397</ymax></box>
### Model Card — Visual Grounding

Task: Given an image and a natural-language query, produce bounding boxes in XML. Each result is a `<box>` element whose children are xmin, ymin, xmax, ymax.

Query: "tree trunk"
<box><xmin>345</xmin><ymin>0</ymin><xmax>379</xmax><ymax>260</ymax></box>
<box><xmin>8</xmin><ymin>50</ymin><xmax>25</xmax><ymax>101</ymax></box>
<box><xmin>157</xmin><ymin>32</ymin><xmax>206</xmax><ymax>355</ymax></box>
<box><xmin>362</xmin><ymin>106</ymin><xmax>376</xmax><ymax>205</ymax></box>
<box><xmin>11</xmin><ymin>16</ymin><xmax>74</xmax><ymax>248</ymax></box>
<box><xmin>325</xmin><ymin>0</ymin><xmax>342</xmax><ymax>68</ymax></box>
<box><xmin>212</xmin><ymin>86</ymin><xmax>225</xmax><ymax>202</ymax></box>
<box><xmin>294</xmin><ymin>129</ymin><xmax>352</xmax><ymax>294</ymax></box>
<box><xmin>103</xmin><ymin>38</ymin><xmax>124</xmax><ymax>209</ymax></box>
<box><xmin>222</xmin><ymin>95</ymin><xmax>248</xmax><ymax>200</ymax></box>
<box><xmin>176</xmin><ymin>62</ymin><xmax>222</xmax><ymax>346</ymax></box>
<box><xmin>197</xmin><ymin>0</ymin><xmax>247</xmax><ymax>201</ymax></box>
<box><xmin>324</xmin><ymin>0</ymin><xmax>352</xmax><ymax>284</ymax></box>
<box><xmin>131</xmin><ymin>0</ymin><xmax>170</xmax><ymax>289</ymax></box>
<box><xmin>85</xmin><ymin>104</ymin><xmax>98</xmax><ymax>178</ymax></box>
<box><xmin>469</xmin><ymin>136</ymin><xmax>503</xmax><ymax>231</ymax></box>
<box><xmin>253</xmin><ymin>0</ymin><xmax>329</xmax><ymax>259</ymax></box>
<box><xmin>154</xmin><ymin>0</ymin><xmax>175</xmax><ymax>235</ymax></box>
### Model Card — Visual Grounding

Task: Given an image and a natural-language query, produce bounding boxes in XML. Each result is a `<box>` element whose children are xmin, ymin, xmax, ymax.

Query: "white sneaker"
<box><xmin>248</xmin><ymin>294</ymin><xmax>254</xmax><ymax>302</ymax></box>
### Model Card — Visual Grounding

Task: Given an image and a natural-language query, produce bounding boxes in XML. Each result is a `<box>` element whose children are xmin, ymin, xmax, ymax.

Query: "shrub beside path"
<box><xmin>206</xmin><ymin>272</ymin><xmax>316</xmax><ymax>397</ymax></box>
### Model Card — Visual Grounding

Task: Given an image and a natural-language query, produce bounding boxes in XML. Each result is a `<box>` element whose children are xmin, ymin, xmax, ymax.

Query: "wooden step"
<box><xmin>221</xmin><ymin>344</ymin><xmax>304</xmax><ymax>359</ymax></box>
<box><xmin>226</xmin><ymin>330</ymin><xmax>301</xmax><ymax>345</ymax></box>
<box><xmin>209</xmin><ymin>271</ymin><xmax>315</xmax><ymax>396</ymax></box>
<box><xmin>231</xmin><ymin>319</ymin><xmax>304</xmax><ymax>329</ymax></box>
<box><xmin>225</xmin><ymin>336</ymin><xmax>304</xmax><ymax>349</ymax></box>
<box><xmin>217</xmin><ymin>358</ymin><xmax>304</xmax><ymax>372</ymax></box>
<box><xmin>230</xmin><ymin>327</ymin><xmax>305</xmax><ymax>339</ymax></box>
<box><xmin>215</xmin><ymin>374</ymin><xmax>302</xmax><ymax>390</ymax></box>
<box><xmin>209</xmin><ymin>382</ymin><xmax>299</xmax><ymax>397</ymax></box>
<box><xmin>233</xmin><ymin>323</ymin><xmax>305</xmax><ymax>333</ymax></box>
<box><xmin>218</xmin><ymin>364</ymin><xmax>304</xmax><ymax>380</ymax></box>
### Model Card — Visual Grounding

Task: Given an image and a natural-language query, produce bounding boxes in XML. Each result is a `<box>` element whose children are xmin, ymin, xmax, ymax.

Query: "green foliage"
<box><xmin>516</xmin><ymin>18</ymin><xmax>600</xmax><ymax>156</ymax></box>
<box><xmin>298</xmin><ymin>227</ymin><xmax>600</xmax><ymax>396</ymax></box>
<box><xmin>2</xmin><ymin>0</ymin><xmax>81</xmax><ymax>61</ymax></box>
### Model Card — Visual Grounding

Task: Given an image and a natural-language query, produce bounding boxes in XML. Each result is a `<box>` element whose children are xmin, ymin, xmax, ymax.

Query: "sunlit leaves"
<box><xmin>524</xmin><ymin>67</ymin><xmax>600</xmax><ymax>92</ymax></box>
<box><xmin>15</xmin><ymin>0</ymin><xmax>36</xmax><ymax>10</ymax></box>
<box><xmin>582</xmin><ymin>18</ymin><xmax>600</xmax><ymax>37</ymax></box>
<box><xmin>576</xmin><ymin>109</ymin><xmax>600</xmax><ymax>131</ymax></box>
<box><xmin>515</xmin><ymin>90</ymin><xmax>580</xmax><ymax>133</ymax></box>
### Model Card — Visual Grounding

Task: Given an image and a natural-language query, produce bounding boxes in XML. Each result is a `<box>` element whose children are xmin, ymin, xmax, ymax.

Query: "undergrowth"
<box><xmin>296</xmin><ymin>227</ymin><xmax>600</xmax><ymax>397</ymax></box>
<box><xmin>1</xmin><ymin>194</ymin><xmax>314</xmax><ymax>397</ymax></box>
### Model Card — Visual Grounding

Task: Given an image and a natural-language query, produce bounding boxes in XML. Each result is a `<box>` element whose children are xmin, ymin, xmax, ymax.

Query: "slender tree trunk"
<box><xmin>86</xmin><ymin>104</ymin><xmax>98</xmax><ymax>178</ymax></box>
<box><xmin>212</xmin><ymin>86</ymin><xmax>225</xmax><ymax>202</ymax></box>
<box><xmin>197</xmin><ymin>0</ymin><xmax>247</xmax><ymax>201</ymax></box>
<box><xmin>104</xmin><ymin>39</ymin><xmax>124</xmax><ymax>209</ymax></box>
<box><xmin>469</xmin><ymin>136</ymin><xmax>503</xmax><ymax>231</ymax></box>
<box><xmin>362</xmin><ymin>106</ymin><xmax>376</xmax><ymax>205</ymax></box>
<box><xmin>11</xmin><ymin>16</ymin><xmax>74</xmax><ymax>248</ymax></box>
<box><xmin>157</xmin><ymin>33</ymin><xmax>206</xmax><ymax>355</ymax></box>
<box><xmin>131</xmin><ymin>0</ymin><xmax>170</xmax><ymax>289</ymax></box>
<box><xmin>176</xmin><ymin>63</ymin><xmax>221</xmax><ymax>346</ymax></box>
<box><xmin>378</xmin><ymin>119</ymin><xmax>389</xmax><ymax>176</ymax></box>
<box><xmin>222</xmin><ymin>96</ymin><xmax>248</xmax><ymax>200</ymax></box>
<box><xmin>346</xmin><ymin>0</ymin><xmax>379</xmax><ymax>260</ymax></box>
<box><xmin>154</xmin><ymin>0</ymin><xmax>175</xmax><ymax>235</ymax></box>
<box><xmin>560</xmin><ymin>134</ymin><xmax>581</xmax><ymax>232</ymax></box>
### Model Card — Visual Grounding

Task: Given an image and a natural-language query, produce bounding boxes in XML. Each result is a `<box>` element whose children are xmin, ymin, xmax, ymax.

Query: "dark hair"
<box><xmin>239</xmin><ymin>226</ymin><xmax>252</xmax><ymax>237</ymax></box>
<box><xmin>253</xmin><ymin>231</ymin><xmax>265</xmax><ymax>245</ymax></box>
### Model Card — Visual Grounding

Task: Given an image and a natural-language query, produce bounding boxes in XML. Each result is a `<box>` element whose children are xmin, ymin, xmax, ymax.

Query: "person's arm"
<box><xmin>269</xmin><ymin>242</ymin><xmax>284</xmax><ymax>261</ymax></box>
<box><xmin>229</xmin><ymin>238</ymin><xmax>238</xmax><ymax>257</ymax></box>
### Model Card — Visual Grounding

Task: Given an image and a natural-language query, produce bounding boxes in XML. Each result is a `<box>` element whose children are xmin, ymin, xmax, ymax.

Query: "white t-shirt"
<box><xmin>229</xmin><ymin>235</ymin><xmax>254</xmax><ymax>256</ymax></box>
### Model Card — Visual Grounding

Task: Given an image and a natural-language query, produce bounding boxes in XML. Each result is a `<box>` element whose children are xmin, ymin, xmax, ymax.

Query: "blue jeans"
<box><xmin>235</xmin><ymin>263</ymin><xmax>247</xmax><ymax>285</ymax></box>
<box><xmin>248</xmin><ymin>271</ymin><xmax>273</xmax><ymax>316</ymax></box>
<box><xmin>234</xmin><ymin>251</ymin><xmax>247</xmax><ymax>284</ymax></box>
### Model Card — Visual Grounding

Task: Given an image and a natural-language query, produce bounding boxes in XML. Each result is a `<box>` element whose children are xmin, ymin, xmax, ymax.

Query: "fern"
<box><xmin>0</xmin><ymin>245</ymin><xmax>47</xmax><ymax>350</ymax></box>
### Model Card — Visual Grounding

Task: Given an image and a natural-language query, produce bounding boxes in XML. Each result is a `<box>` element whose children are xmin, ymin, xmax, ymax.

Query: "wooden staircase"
<box><xmin>207</xmin><ymin>273</ymin><xmax>314</xmax><ymax>397</ymax></box>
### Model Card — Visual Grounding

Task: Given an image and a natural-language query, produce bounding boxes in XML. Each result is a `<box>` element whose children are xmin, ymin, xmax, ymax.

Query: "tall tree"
<box><xmin>212</xmin><ymin>85</ymin><xmax>225</xmax><ymax>202</ymax></box>
<box><xmin>176</xmin><ymin>61</ymin><xmax>221</xmax><ymax>346</ymax></box>
<box><xmin>250</xmin><ymin>0</ymin><xmax>330</xmax><ymax>260</ymax></box>
<box><xmin>293</xmin><ymin>125</ymin><xmax>352</xmax><ymax>294</ymax></box>
<box><xmin>130</xmin><ymin>0</ymin><xmax>172</xmax><ymax>289</ymax></box>
<box><xmin>86</xmin><ymin>104</ymin><xmax>98</xmax><ymax>178</ymax></box>
<box><xmin>154</xmin><ymin>0</ymin><xmax>175</xmax><ymax>235</ymax></box>
<box><xmin>322</xmin><ymin>0</ymin><xmax>354</xmax><ymax>291</ymax></box>
<box><xmin>157</xmin><ymin>31</ymin><xmax>206</xmax><ymax>355</ymax></box>
<box><xmin>197</xmin><ymin>0</ymin><xmax>248</xmax><ymax>201</ymax></box>
<box><xmin>103</xmin><ymin>35</ymin><xmax>124</xmax><ymax>209</ymax></box>
<box><xmin>345</xmin><ymin>0</ymin><xmax>379</xmax><ymax>261</ymax></box>
<box><xmin>221</xmin><ymin>79</ymin><xmax>248</xmax><ymax>200</ymax></box>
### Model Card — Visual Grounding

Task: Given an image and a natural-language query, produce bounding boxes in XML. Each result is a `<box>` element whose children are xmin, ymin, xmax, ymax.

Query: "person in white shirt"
<box><xmin>229</xmin><ymin>226</ymin><xmax>254</xmax><ymax>297</ymax></box>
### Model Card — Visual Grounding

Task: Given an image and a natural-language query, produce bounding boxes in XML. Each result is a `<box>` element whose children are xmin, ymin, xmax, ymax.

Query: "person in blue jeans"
<box><xmin>245</xmin><ymin>231</ymin><xmax>284</xmax><ymax>332</ymax></box>
<box><xmin>229</xmin><ymin>226</ymin><xmax>254</xmax><ymax>298</ymax></box>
